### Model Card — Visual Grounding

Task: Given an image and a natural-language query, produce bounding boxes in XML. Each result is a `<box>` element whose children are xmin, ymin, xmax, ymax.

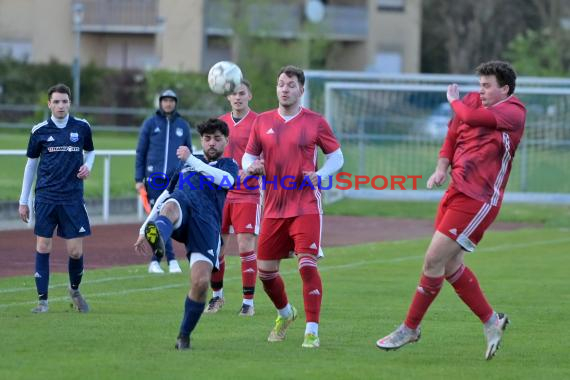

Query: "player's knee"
<box><xmin>36</xmin><ymin>238</ymin><xmax>52</xmax><ymax>253</ymax></box>
<box><xmin>423</xmin><ymin>253</ymin><xmax>444</xmax><ymax>273</ymax></box>
<box><xmin>160</xmin><ymin>202</ymin><xmax>179</xmax><ymax>221</ymax></box>
<box><xmin>68</xmin><ymin>249</ymin><xmax>83</xmax><ymax>259</ymax></box>
<box><xmin>191</xmin><ymin>277</ymin><xmax>209</xmax><ymax>297</ymax></box>
<box><xmin>236</xmin><ymin>233</ymin><xmax>255</xmax><ymax>252</ymax></box>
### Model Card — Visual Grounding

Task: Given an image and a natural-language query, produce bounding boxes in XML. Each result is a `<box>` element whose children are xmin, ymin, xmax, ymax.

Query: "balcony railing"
<box><xmin>73</xmin><ymin>0</ymin><xmax>162</xmax><ymax>34</ymax></box>
<box><xmin>205</xmin><ymin>0</ymin><xmax>368</xmax><ymax>41</ymax></box>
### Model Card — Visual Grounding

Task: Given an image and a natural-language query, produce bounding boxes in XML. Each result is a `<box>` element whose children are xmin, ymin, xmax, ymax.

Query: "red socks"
<box><xmin>404</xmin><ymin>274</ymin><xmax>444</xmax><ymax>329</ymax></box>
<box><xmin>210</xmin><ymin>255</ymin><xmax>225</xmax><ymax>291</ymax></box>
<box><xmin>298</xmin><ymin>256</ymin><xmax>322</xmax><ymax>323</ymax></box>
<box><xmin>258</xmin><ymin>269</ymin><xmax>288</xmax><ymax>309</ymax></box>
<box><xmin>446</xmin><ymin>265</ymin><xmax>494</xmax><ymax>323</ymax></box>
<box><xmin>240</xmin><ymin>250</ymin><xmax>257</xmax><ymax>300</ymax></box>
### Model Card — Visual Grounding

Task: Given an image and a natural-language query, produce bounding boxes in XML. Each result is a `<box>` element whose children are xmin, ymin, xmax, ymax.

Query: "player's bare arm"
<box><xmin>427</xmin><ymin>158</ymin><xmax>450</xmax><ymax>189</ymax></box>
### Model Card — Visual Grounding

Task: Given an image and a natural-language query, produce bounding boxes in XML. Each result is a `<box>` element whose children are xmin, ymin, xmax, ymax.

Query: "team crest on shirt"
<box><xmin>69</xmin><ymin>132</ymin><xmax>79</xmax><ymax>142</ymax></box>
<box><xmin>176</xmin><ymin>127</ymin><xmax>183</xmax><ymax>137</ymax></box>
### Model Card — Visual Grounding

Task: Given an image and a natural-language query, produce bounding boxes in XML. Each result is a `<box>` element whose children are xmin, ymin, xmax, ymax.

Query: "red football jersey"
<box><xmin>440</xmin><ymin>92</ymin><xmax>526</xmax><ymax>205</ymax></box>
<box><xmin>246</xmin><ymin>108</ymin><xmax>341</xmax><ymax>218</ymax></box>
<box><xmin>219</xmin><ymin>110</ymin><xmax>260</xmax><ymax>203</ymax></box>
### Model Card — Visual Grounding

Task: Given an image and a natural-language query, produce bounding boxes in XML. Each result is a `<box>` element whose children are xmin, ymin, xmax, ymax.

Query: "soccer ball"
<box><xmin>207</xmin><ymin>61</ymin><xmax>243</xmax><ymax>95</ymax></box>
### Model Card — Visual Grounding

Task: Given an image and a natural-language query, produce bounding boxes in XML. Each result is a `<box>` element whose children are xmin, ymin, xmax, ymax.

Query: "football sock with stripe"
<box><xmin>240</xmin><ymin>250</ymin><xmax>257</xmax><ymax>301</ymax></box>
<box><xmin>210</xmin><ymin>256</ymin><xmax>225</xmax><ymax>293</ymax></box>
<box><xmin>404</xmin><ymin>274</ymin><xmax>444</xmax><ymax>329</ymax></box>
<box><xmin>35</xmin><ymin>252</ymin><xmax>50</xmax><ymax>301</ymax></box>
<box><xmin>446</xmin><ymin>265</ymin><xmax>494</xmax><ymax>323</ymax></box>
<box><xmin>259</xmin><ymin>269</ymin><xmax>288</xmax><ymax>310</ymax></box>
<box><xmin>298</xmin><ymin>256</ymin><xmax>322</xmax><ymax>323</ymax></box>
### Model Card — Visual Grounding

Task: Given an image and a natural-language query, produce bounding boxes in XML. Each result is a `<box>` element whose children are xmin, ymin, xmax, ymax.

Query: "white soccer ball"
<box><xmin>207</xmin><ymin>61</ymin><xmax>243</xmax><ymax>95</ymax></box>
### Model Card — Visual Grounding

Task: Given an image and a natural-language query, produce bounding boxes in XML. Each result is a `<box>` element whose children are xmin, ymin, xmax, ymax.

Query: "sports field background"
<box><xmin>2</xmin><ymin>128</ymin><xmax>570</xmax><ymax>200</ymax></box>
<box><xmin>1</xmin><ymin>226</ymin><xmax>568</xmax><ymax>379</ymax></box>
<box><xmin>1</xmin><ymin>128</ymin><xmax>569</xmax><ymax>379</ymax></box>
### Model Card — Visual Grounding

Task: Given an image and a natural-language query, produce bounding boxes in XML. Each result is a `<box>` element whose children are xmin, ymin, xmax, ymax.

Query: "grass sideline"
<box><xmin>324</xmin><ymin>199</ymin><xmax>570</xmax><ymax>227</ymax></box>
<box><xmin>1</xmin><ymin>228</ymin><xmax>569</xmax><ymax>379</ymax></box>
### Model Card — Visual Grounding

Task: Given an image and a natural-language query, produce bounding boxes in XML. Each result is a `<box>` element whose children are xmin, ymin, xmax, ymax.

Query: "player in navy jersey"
<box><xmin>134</xmin><ymin>118</ymin><xmax>238</xmax><ymax>350</ymax></box>
<box><xmin>18</xmin><ymin>83</ymin><xmax>95</xmax><ymax>314</ymax></box>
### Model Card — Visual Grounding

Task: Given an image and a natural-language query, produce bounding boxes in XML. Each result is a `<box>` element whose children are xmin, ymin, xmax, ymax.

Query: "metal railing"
<box><xmin>74</xmin><ymin>0</ymin><xmax>162</xmax><ymax>33</ymax></box>
<box><xmin>205</xmin><ymin>0</ymin><xmax>368</xmax><ymax>40</ymax></box>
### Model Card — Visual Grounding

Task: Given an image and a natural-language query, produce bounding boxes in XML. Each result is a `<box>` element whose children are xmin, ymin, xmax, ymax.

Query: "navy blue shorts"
<box><xmin>34</xmin><ymin>201</ymin><xmax>91</xmax><ymax>239</ymax></box>
<box><xmin>168</xmin><ymin>190</ymin><xmax>221</xmax><ymax>269</ymax></box>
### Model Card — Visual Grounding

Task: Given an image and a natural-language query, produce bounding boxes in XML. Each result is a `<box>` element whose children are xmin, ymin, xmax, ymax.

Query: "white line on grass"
<box><xmin>1</xmin><ymin>236</ymin><xmax>568</xmax><ymax>309</ymax></box>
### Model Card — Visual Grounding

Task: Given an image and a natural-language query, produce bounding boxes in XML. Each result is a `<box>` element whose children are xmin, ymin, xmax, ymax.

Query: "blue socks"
<box><xmin>179</xmin><ymin>297</ymin><xmax>205</xmax><ymax>337</ymax></box>
<box><xmin>34</xmin><ymin>252</ymin><xmax>50</xmax><ymax>300</ymax></box>
<box><xmin>69</xmin><ymin>256</ymin><xmax>84</xmax><ymax>290</ymax></box>
<box><xmin>155</xmin><ymin>215</ymin><xmax>174</xmax><ymax>240</ymax></box>
<box><xmin>153</xmin><ymin>215</ymin><xmax>174</xmax><ymax>262</ymax></box>
<box><xmin>164</xmin><ymin>238</ymin><xmax>175</xmax><ymax>262</ymax></box>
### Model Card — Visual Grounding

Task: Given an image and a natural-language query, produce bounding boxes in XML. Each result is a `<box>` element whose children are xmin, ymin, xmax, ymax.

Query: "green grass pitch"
<box><xmin>1</xmin><ymin>228</ymin><xmax>569</xmax><ymax>379</ymax></box>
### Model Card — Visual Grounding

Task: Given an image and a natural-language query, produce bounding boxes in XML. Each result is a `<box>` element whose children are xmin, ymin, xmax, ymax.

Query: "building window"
<box><xmin>0</xmin><ymin>41</ymin><xmax>32</xmax><ymax>62</ymax></box>
<box><xmin>368</xmin><ymin>51</ymin><xmax>402</xmax><ymax>73</ymax></box>
<box><xmin>377</xmin><ymin>0</ymin><xmax>405</xmax><ymax>11</ymax></box>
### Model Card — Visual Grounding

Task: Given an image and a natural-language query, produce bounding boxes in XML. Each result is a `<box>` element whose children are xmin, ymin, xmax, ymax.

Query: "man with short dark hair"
<box><xmin>135</xmin><ymin>89</ymin><xmax>193</xmax><ymax>274</ymax></box>
<box><xmin>134</xmin><ymin>118</ymin><xmax>238</xmax><ymax>350</ymax></box>
<box><xmin>242</xmin><ymin>65</ymin><xmax>344</xmax><ymax>348</ymax></box>
<box><xmin>19</xmin><ymin>83</ymin><xmax>95</xmax><ymax>313</ymax></box>
<box><xmin>376</xmin><ymin>61</ymin><xmax>526</xmax><ymax>360</ymax></box>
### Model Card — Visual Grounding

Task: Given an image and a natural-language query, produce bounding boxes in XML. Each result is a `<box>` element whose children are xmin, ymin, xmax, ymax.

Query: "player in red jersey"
<box><xmin>376</xmin><ymin>61</ymin><xmax>526</xmax><ymax>360</ymax></box>
<box><xmin>242</xmin><ymin>66</ymin><xmax>344</xmax><ymax>348</ymax></box>
<box><xmin>204</xmin><ymin>79</ymin><xmax>261</xmax><ymax>317</ymax></box>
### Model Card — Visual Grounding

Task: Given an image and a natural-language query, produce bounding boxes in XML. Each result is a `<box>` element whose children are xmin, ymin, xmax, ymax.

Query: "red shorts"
<box><xmin>221</xmin><ymin>202</ymin><xmax>261</xmax><ymax>235</ymax></box>
<box><xmin>257</xmin><ymin>214</ymin><xmax>322</xmax><ymax>260</ymax></box>
<box><xmin>435</xmin><ymin>186</ymin><xmax>500</xmax><ymax>252</ymax></box>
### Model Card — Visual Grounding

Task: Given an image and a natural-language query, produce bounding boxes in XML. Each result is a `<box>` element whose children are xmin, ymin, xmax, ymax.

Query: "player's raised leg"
<box><xmin>377</xmin><ymin>232</ymin><xmax>459</xmax><ymax>350</ymax></box>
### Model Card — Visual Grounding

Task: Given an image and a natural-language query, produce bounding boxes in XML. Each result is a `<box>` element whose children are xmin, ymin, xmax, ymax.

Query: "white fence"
<box><xmin>0</xmin><ymin>150</ymin><xmax>141</xmax><ymax>224</ymax></box>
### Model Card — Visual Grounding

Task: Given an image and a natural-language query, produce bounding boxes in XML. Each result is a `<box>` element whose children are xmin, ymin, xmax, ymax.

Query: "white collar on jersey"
<box><xmin>278</xmin><ymin>106</ymin><xmax>302</xmax><ymax>122</ymax></box>
<box><xmin>231</xmin><ymin>109</ymin><xmax>250</xmax><ymax>126</ymax></box>
<box><xmin>51</xmin><ymin>114</ymin><xmax>70</xmax><ymax>129</ymax></box>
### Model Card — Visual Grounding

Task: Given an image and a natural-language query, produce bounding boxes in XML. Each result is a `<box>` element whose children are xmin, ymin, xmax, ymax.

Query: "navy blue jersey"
<box><xmin>167</xmin><ymin>155</ymin><xmax>238</xmax><ymax>224</ymax></box>
<box><xmin>26</xmin><ymin>116</ymin><xmax>94</xmax><ymax>204</ymax></box>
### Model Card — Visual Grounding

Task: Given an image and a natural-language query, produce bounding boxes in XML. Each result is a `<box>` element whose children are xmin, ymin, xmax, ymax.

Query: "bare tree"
<box><xmin>422</xmin><ymin>0</ymin><xmax>544</xmax><ymax>73</ymax></box>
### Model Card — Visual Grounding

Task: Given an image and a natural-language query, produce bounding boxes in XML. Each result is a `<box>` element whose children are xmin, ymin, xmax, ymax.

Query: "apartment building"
<box><xmin>0</xmin><ymin>0</ymin><xmax>421</xmax><ymax>73</ymax></box>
